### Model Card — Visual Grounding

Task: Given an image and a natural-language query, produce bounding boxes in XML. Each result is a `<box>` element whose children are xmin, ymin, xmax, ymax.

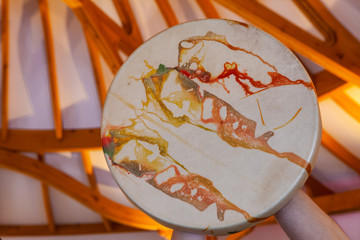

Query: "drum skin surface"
<box><xmin>101</xmin><ymin>19</ymin><xmax>321</xmax><ymax>235</ymax></box>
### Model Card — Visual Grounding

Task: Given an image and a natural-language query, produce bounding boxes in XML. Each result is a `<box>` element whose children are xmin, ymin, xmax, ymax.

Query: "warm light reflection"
<box><xmin>318</xmin><ymin>83</ymin><xmax>352</xmax><ymax>102</ymax></box>
<box><xmin>345</xmin><ymin>86</ymin><xmax>360</xmax><ymax>105</ymax></box>
<box><xmin>319</xmin><ymin>99</ymin><xmax>360</xmax><ymax>156</ymax></box>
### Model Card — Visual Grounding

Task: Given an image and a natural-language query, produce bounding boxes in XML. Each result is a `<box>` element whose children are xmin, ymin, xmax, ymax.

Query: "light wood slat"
<box><xmin>38</xmin><ymin>153</ymin><xmax>55</xmax><ymax>233</ymax></box>
<box><xmin>38</xmin><ymin>0</ymin><xmax>63</xmax><ymax>139</ymax></box>
<box><xmin>196</xmin><ymin>0</ymin><xmax>220</xmax><ymax>18</ymax></box>
<box><xmin>226</xmin><ymin>227</ymin><xmax>254</xmax><ymax>240</ymax></box>
<box><xmin>0</xmin><ymin>129</ymin><xmax>101</xmax><ymax>151</ymax></box>
<box><xmin>332</xmin><ymin>91</ymin><xmax>360</xmax><ymax>123</ymax></box>
<box><xmin>81</xmin><ymin>151</ymin><xmax>112</xmax><ymax>231</ymax></box>
<box><xmin>214</xmin><ymin>0</ymin><xmax>360</xmax><ymax>86</ymax></box>
<box><xmin>0</xmin><ymin>149</ymin><xmax>167</xmax><ymax>231</ymax></box>
<box><xmin>312</xmin><ymin>70</ymin><xmax>346</xmax><ymax>98</ymax></box>
<box><xmin>322</xmin><ymin>131</ymin><xmax>360</xmax><ymax>175</ymax></box>
<box><xmin>1</xmin><ymin>0</ymin><xmax>9</xmax><ymax>140</ymax></box>
<box><xmin>154</xmin><ymin>0</ymin><xmax>179</xmax><ymax>27</ymax></box>
<box><xmin>83</xmin><ymin>29</ymin><xmax>107</xmax><ymax>106</ymax></box>
<box><xmin>0</xmin><ymin>222</ymin><xmax>144</xmax><ymax>236</ymax></box>
<box><xmin>112</xmin><ymin>0</ymin><xmax>143</xmax><ymax>41</ymax></box>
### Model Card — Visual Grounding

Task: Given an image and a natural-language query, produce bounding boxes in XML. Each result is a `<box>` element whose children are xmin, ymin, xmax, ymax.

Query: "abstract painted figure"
<box><xmin>102</xmin><ymin>31</ymin><xmax>315</xmax><ymax>223</ymax></box>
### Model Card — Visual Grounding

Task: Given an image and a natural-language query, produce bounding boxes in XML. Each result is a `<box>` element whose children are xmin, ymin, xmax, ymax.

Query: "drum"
<box><xmin>101</xmin><ymin>19</ymin><xmax>321</xmax><ymax>235</ymax></box>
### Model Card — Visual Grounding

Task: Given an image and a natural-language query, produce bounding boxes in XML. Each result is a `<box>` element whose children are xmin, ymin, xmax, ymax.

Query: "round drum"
<box><xmin>101</xmin><ymin>19</ymin><xmax>321</xmax><ymax>235</ymax></box>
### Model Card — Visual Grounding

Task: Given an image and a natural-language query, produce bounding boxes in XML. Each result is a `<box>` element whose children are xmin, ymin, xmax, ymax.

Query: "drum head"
<box><xmin>101</xmin><ymin>19</ymin><xmax>321</xmax><ymax>235</ymax></box>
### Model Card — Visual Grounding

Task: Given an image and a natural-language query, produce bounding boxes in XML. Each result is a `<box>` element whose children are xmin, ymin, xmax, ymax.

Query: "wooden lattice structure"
<box><xmin>0</xmin><ymin>0</ymin><xmax>359</xmax><ymax>239</ymax></box>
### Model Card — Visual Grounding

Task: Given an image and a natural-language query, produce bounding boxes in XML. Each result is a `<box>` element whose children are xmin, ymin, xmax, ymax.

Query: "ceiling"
<box><xmin>0</xmin><ymin>0</ymin><xmax>359</xmax><ymax>239</ymax></box>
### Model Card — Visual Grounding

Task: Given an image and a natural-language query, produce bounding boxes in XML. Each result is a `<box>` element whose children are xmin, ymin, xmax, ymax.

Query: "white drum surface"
<box><xmin>102</xmin><ymin>19</ymin><xmax>321</xmax><ymax>235</ymax></box>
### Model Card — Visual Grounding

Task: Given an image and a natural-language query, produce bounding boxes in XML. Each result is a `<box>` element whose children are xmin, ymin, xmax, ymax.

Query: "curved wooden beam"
<box><xmin>1</xmin><ymin>148</ymin><xmax>359</xmax><ymax>235</ymax></box>
<box><xmin>0</xmin><ymin>129</ymin><xmax>101</xmax><ymax>152</ymax></box>
<box><xmin>0</xmin><ymin>149</ymin><xmax>167</xmax><ymax>231</ymax></box>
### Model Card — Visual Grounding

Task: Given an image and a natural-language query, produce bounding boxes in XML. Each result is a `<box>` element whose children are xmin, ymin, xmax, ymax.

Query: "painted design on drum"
<box><xmin>102</xmin><ymin>32</ymin><xmax>314</xmax><ymax>222</ymax></box>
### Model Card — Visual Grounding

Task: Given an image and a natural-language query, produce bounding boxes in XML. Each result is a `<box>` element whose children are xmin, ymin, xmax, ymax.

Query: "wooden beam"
<box><xmin>196</xmin><ymin>0</ymin><xmax>220</xmax><ymax>18</ymax></box>
<box><xmin>321</xmin><ymin>131</ymin><xmax>360</xmax><ymax>175</ymax></box>
<box><xmin>0</xmin><ymin>129</ymin><xmax>101</xmax><ymax>152</ymax></box>
<box><xmin>154</xmin><ymin>0</ymin><xmax>179</xmax><ymax>27</ymax></box>
<box><xmin>0</xmin><ymin>149</ymin><xmax>167</xmax><ymax>231</ymax></box>
<box><xmin>1</xmin><ymin>0</ymin><xmax>9</xmax><ymax>140</ymax></box>
<box><xmin>313</xmin><ymin>188</ymin><xmax>360</xmax><ymax>214</ymax></box>
<box><xmin>312</xmin><ymin>70</ymin><xmax>346</xmax><ymax>99</ymax></box>
<box><xmin>292</xmin><ymin>0</ymin><xmax>335</xmax><ymax>44</ymax></box>
<box><xmin>318</xmin><ymin>83</ymin><xmax>352</xmax><ymax>103</ymax></box>
<box><xmin>84</xmin><ymin>0</ymin><xmax>140</xmax><ymax>56</ymax></box>
<box><xmin>332</xmin><ymin>91</ymin><xmax>360</xmax><ymax>123</ymax></box>
<box><xmin>38</xmin><ymin>0</ymin><xmax>63</xmax><ymax>139</ymax></box>
<box><xmin>81</xmin><ymin>151</ymin><xmax>112</xmax><ymax>231</ymax></box>
<box><xmin>63</xmin><ymin>0</ymin><xmax>144</xmax><ymax>74</ymax></box>
<box><xmin>113</xmin><ymin>0</ymin><xmax>132</xmax><ymax>34</ymax></box>
<box><xmin>81</xmin><ymin>151</ymin><xmax>98</xmax><ymax>189</ymax></box>
<box><xmin>305</xmin><ymin>175</ymin><xmax>333</xmax><ymax>197</ymax></box>
<box><xmin>38</xmin><ymin>153</ymin><xmax>56</xmax><ymax>233</ymax></box>
<box><xmin>83</xmin><ymin>29</ymin><xmax>107</xmax><ymax>106</ymax></box>
<box><xmin>112</xmin><ymin>0</ymin><xmax>143</xmax><ymax>41</ymax></box>
<box><xmin>40</xmin><ymin>173</ymin><xmax>56</xmax><ymax>232</ymax></box>
<box><xmin>214</xmin><ymin>0</ymin><xmax>360</xmax><ymax>86</ymax></box>
<box><xmin>63</xmin><ymin>0</ymin><xmax>123</xmax><ymax>74</ymax></box>
<box><xmin>0</xmin><ymin>222</ymin><xmax>145</xmax><ymax>236</ymax></box>
<box><xmin>0</xmin><ymin>149</ymin><xmax>358</xmax><ymax>235</ymax></box>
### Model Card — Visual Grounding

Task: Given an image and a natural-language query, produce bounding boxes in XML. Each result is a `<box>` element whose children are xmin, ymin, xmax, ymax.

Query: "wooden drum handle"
<box><xmin>275</xmin><ymin>190</ymin><xmax>349</xmax><ymax>240</ymax></box>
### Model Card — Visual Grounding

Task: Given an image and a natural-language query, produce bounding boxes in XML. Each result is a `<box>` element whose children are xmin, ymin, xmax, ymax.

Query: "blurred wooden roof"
<box><xmin>0</xmin><ymin>0</ymin><xmax>359</xmax><ymax>239</ymax></box>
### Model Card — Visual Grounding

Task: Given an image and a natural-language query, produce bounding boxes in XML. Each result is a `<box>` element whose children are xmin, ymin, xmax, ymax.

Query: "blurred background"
<box><xmin>0</xmin><ymin>0</ymin><xmax>359</xmax><ymax>239</ymax></box>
